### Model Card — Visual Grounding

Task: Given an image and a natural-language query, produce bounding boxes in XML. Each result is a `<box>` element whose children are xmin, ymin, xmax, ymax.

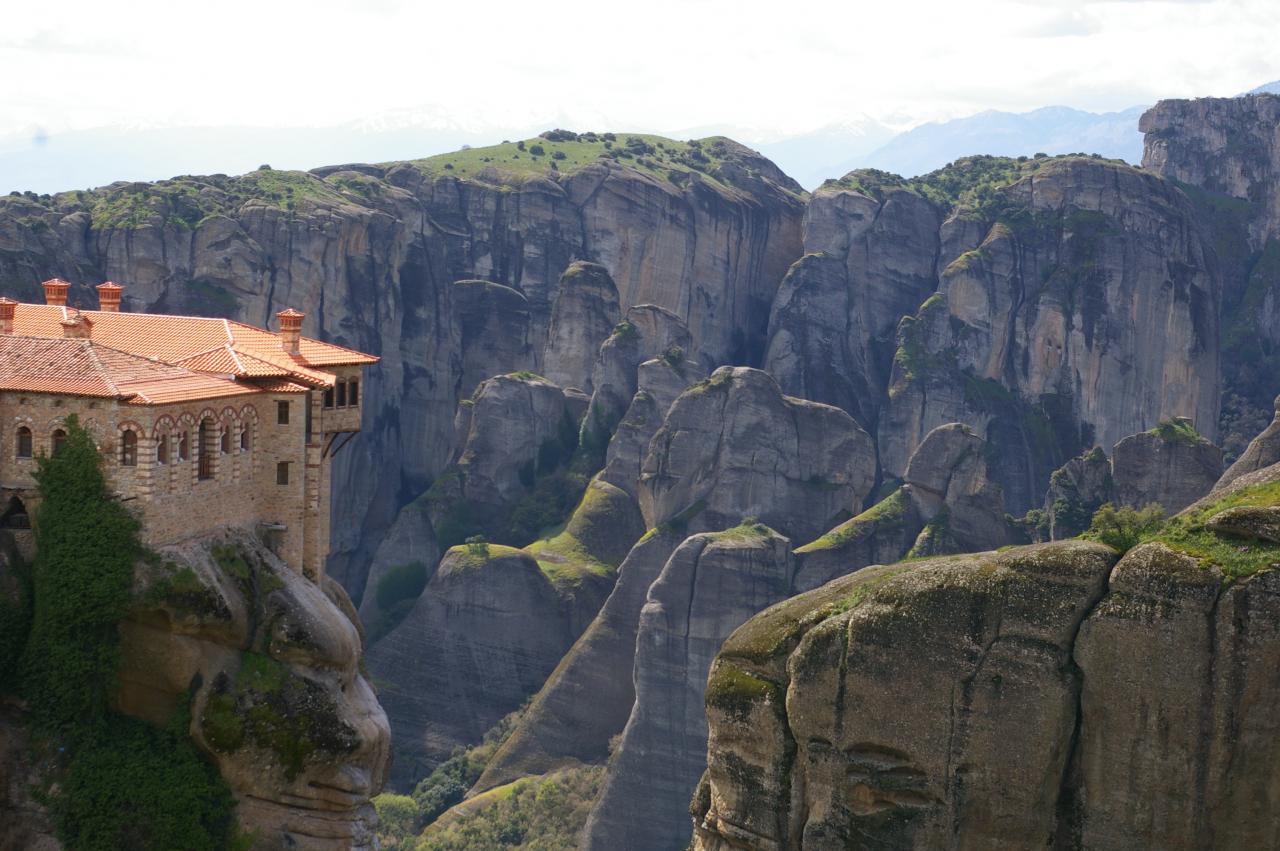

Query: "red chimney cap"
<box><xmin>96</xmin><ymin>281</ymin><xmax>123</xmax><ymax>292</ymax></box>
<box><xmin>276</xmin><ymin>307</ymin><xmax>304</xmax><ymax>327</ymax></box>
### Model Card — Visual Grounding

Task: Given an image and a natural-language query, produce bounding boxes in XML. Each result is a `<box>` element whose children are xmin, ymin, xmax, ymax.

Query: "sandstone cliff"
<box><xmin>119</xmin><ymin>529</ymin><xmax>390</xmax><ymax>850</ymax></box>
<box><xmin>692</xmin><ymin>461</ymin><xmax>1280</xmax><ymax>850</ymax></box>
<box><xmin>476</xmin><ymin>367</ymin><xmax>876</xmax><ymax>794</ymax></box>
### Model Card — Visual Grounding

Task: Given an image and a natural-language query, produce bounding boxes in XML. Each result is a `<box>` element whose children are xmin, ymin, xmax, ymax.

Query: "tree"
<box><xmin>1087</xmin><ymin>502</ymin><xmax>1164</xmax><ymax>553</ymax></box>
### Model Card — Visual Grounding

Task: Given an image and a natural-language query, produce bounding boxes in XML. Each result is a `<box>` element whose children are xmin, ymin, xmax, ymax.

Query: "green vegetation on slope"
<box><xmin>825</xmin><ymin>152</ymin><xmax>1130</xmax><ymax>214</ymax></box>
<box><xmin>402</xmin><ymin>131</ymin><xmax>763</xmax><ymax>195</ymax></box>
<box><xmin>1147</xmin><ymin>417</ymin><xmax>1208</xmax><ymax>445</ymax></box>
<box><xmin>416</xmin><ymin>764</ymin><xmax>604</xmax><ymax>851</ymax></box>
<box><xmin>6</xmin><ymin>416</ymin><xmax>239</xmax><ymax>850</ymax></box>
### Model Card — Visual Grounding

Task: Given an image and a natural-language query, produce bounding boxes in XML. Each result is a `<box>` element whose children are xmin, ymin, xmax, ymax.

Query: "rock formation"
<box><xmin>1041</xmin><ymin>446</ymin><xmax>1113</xmax><ymax>539</ymax></box>
<box><xmin>876</xmin><ymin>158</ymin><xmax>1220</xmax><ymax>512</ymax></box>
<box><xmin>116</xmin><ymin>529</ymin><xmax>390</xmax><ymax>850</ymax></box>
<box><xmin>582</xmin><ymin>526</ymin><xmax>795</xmax><ymax>851</ymax></box>
<box><xmin>639</xmin><ymin>367</ymin><xmax>876</xmax><ymax>542</ymax></box>
<box><xmin>541</xmin><ymin>261</ymin><xmax>621</xmax><ymax>393</ymax></box>
<box><xmin>451</xmin><ymin>280</ymin><xmax>534</xmax><ymax>399</ymax></box>
<box><xmin>1111</xmin><ymin>418</ymin><xmax>1223</xmax><ymax>513</ymax></box>
<box><xmin>794</xmin><ymin>423</ymin><xmax>1017</xmax><ymax>590</ymax></box>
<box><xmin>477</xmin><ymin>367</ymin><xmax>876</xmax><ymax>794</ymax></box>
<box><xmin>692</xmin><ymin>460</ymin><xmax>1280</xmax><ymax>850</ymax></box>
<box><xmin>1219</xmin><ymin>395</ymin><xmax>1280</xmax><ymax>488</ymax></box>
<box><xmin>764</xmin><ymin>180</ymin><xmax>940</xmax><ymax>430</ymax></box>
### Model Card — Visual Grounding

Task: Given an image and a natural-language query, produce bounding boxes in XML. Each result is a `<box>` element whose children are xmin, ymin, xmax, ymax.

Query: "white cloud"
<box><xmin>0</xmin><ymin>0</ymin><xmax>1277</xmax><ymax>136</ymax></box>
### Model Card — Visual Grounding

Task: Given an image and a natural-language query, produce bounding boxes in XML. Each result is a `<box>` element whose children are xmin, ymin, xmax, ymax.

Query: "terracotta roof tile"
<box><xmin>0</xmin><ymin>335</ymin><xmax>262</xmax><ymax>405</ymax></box>
<box><xmin>10</xmin><ymin>304</ymin><xmax>378</xmax><ymax>385</ymax></box>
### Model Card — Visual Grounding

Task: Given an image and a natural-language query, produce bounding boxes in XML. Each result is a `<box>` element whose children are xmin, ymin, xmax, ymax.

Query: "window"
<box><xmin>240</xmin><ymin>427</ymin><xmax>250</xmax><ymax>452</ymax></box>
<box><xmin>277</xmin><ymin>401</ymin><xmax>290</xmax><ymax>425</ymax></box>
<box><xmin>336</xmin><ymin>381</ymin><xmax>347</xmax><ymax>408</ymax></box>
<box><xmin>178</xmin><ymin>431</ymin><xmax>189</xmax><ymax>462</ymax></box>
<box><xmin>15</xmin><ymin>427</ymin><xmax>31</xmax><ymax>459</ymax></box>
<box><xmin>276</xmin><ymin>461</ymin><xmax>290</xmax><ymax>485</ymax></box>
<box><xmin>51</xmin><ymin>429</ymin><xmax>67</xmax><ymax>456</ymax></box>
<box><xmin>197</xmin><ymin>420</ymin><xmax>213</xmax><ymax>480</ymax></box>
<box><xmin>157</xmin><ymin>434</ymin><xmax>169</xmax><ymax>465</ymax></box>
<box><xmin>220</xmin><ymin>425</ymin><xmax>231</xmax><ymax>454</ymax></box>
<box><xmin>120</xmin><ymin>429</ymin><xmax>137</xmax><ymax>466</ymax></box>
<box><xmin>348</xmin><ymin>378</ymin><xmax>358</xmax><ymax>407</ymax></box>
<box><xmin>323</xmin><ymin>386</ymin><xmax>334</xmax><ymax>409</ymax></box>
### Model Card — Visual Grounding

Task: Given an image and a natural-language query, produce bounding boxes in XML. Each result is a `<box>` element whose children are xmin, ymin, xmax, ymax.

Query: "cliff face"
<box><xmin>117</xmin><ymin>528</ymin><xmax>390</xmax><ymax>850</ymax></box>
<box><xmin>1140</xmin><ymin>95</ymin><xmax>1280</xmax><ymax>458</ymax></box>
<box><xmin>692</xmin><ymin>461</ymin><xmax>1280</xmax><ymax>850</ymax></box>
<box><xmin>0</xmin><ymin>135</ymin><xmax>804</xmax><ymax>600</ymax></box>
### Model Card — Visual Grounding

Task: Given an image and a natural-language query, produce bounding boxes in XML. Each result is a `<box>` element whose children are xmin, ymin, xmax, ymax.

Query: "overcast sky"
<box><xmin>3</xmin><ymin>0</ymin><xmax>1278</xmax><ymax>137</ymax></box>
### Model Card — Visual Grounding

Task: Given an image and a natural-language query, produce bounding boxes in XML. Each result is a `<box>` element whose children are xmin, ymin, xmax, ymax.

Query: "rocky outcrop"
<box><xmin>640</xmin><ymin>367</ymin><xmax>876</xmax><ymax>542</ymax></box>
<box><xmin>878</xmin><ymin>158</ymin><xmax>1221</xmax><ymax>512</ymax></box>
<box><xmin>1219</xmin><ymin>395</ymin><xmax>1280</xmax><ymax>488</ymax></box>
<box><xmin>365</xmin><ymin>543</ymin><xmax>606</xmax><ymax>788</ymax></box>
<box><xmin>693</xmin><ymin>461</ymin><xmax>1280</xmax><ymax>851</ymax></box>
<box><xmin>1112</xmin><ymin>419</ymin><xmax>1223</xmax><ymax>513</ymax></box>
<box><xmin>369</xmin><ymin>471</ymin><xmax>639</xmax><ymax>788</ymax></box>
<box><xmin>599</xmin><ymin>355</ymin><xmax>707</xmax><ymax>501</ymax></box>
<box><xmin>355</xmin><ymin>497</ymin><xmax>437</xmax><ymax>629</ymax></box>
<box><xmin>116</xmin><ymin>529</ymin><xmax>389</xmax><ymax>850</ymax></box>
<box><xmin>764</xmin><ymin>181</ymin><xmax>941</xmax><ymax>429</ymax></box>
<box><xmin>583</xmin><ymin>526</ymin><xmax>795</xmax><ymax>851</ymax></box>
<box><xmin>478</xmin><ymin>368</ymin><xmax>876</xmax><ymax>793</ymax></box>
<box><xmin>1042</xmin><ymin>446</ymin><xmax>1113</xmax><ymax>539</ymax></box>
<box><xmin>541</xmin><ymin>261</ymin><xmax>621</xmax><ymax>393</ymax></box>
<box><xmin>451</xmin><ymin>280</ymin><xmax>534</xmax><ymax>399</ymax></box>
<box><xmin>794</xmin><ymin>423</ymin><xmax>1017</xmax><ymax>590</ymax></box>
<box><xmin>1141</xmin><ymin>94</ymin><xmax>1280</xmax><ymax>247</ymax></box>
<box><xmin>583</xmin><ymin>304</ymin><xmax>694</xmax><ymax>446</ymax></box>
<box><xmin>425</xmin><ymin>373</ymin><xmax>578</xmax><ymax>540</ymax></box>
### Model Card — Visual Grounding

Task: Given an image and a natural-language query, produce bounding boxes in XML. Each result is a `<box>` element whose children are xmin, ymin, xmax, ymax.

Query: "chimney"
<box><xmin>0</xmin><ymin>298</ymin><xmax>16</xmax><ymax>335</ymax></box>
<box><xmin>276</xmin><ymin>308</ymin><xmax>304</xmax><ymax>355</ymax></box>
<box><xmin>96</xmin><ymin>281</ymin><xmax>124</xmax><ymax>312</ymax></box>
<box><xmin>60</xmin><ymin>311</ymin><xmax>92</xmax><ymax>339</ymax></box>
<box><xmin>42</xmin><ymin>278</ymin><xmax>71</xmax><ymax>307</ymax></box>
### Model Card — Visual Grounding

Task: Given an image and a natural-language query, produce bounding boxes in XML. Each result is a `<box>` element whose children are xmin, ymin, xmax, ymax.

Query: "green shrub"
<box><xmin>528</xmin><ymin>144</ymin><xmax>546</xmax><ymax>156</ymax></box>
<box><xmin>465</xmin><ymin>536</ymin><xmax>489</xmax><ymax>557</ymax></box>
<box><xmin>376</xmin><ymin>562</ymin><xmax>429</xmax><ymax>611</ymax></box>
<box><xmin>373</xmin><ymin>793</ymin><xmax>420</xmax><ymax>848</ymax></box>
<box><xmin>50</xmin><ymin>711</ymin><xmax>239</xmax><ymax>851</ymax></box>
<box><xmin>21</xmin><ymin>414</ymin><xmax>140</xmax><ymax>730</ymax></box>
<box><xmin>1086</xmin><ymin>502</ymin><xmax>1165</xmax><ymax>553</ymax></box>
<box><xmin>411</xmin><ymin>708</ymin><xmax>523</xmax><ymax>828</ymax></box>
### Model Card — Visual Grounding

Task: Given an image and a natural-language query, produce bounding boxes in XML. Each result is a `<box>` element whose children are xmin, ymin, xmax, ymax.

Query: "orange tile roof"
<box><xmin>0</xmin><ymin>336</ymin><xmax>261</xmax><ymax>405</ymax></box>
<box><xmin>9</xmin><ymin>303</ymin><xmax>377</xmax><ymax>388</ymax></box>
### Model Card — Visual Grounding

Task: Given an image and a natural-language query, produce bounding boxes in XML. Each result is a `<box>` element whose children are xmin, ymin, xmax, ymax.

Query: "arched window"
<box><xmin>120</xmin><ymin>429</ymin><xmax>137</xmax><ymax>466</ymax></box>
<box><xmin>157</xmin><ymin>434</ymin><xmax>169</xmax><ymax>465</ymax></box>
<box><xmin>51</xmin><ymin>429</ymin><xmax>67</xmax><ymax>456</ymax></box>
<box><xmin>336</xmin><ymin>381</ymin><xmax>347</xmax><ymax>408</ymax></box>
<box><xmin>197</xmin><ymin>419</ymin><xmax>213</xmax><ymax>480</ymax></box>
<box><xmin>15</xmin><ymin>427</ymin><xmax>32</xmax><ymax>459</ymax></box>
<box><xmin>220</xmin><ymin>425</ymin><xmax>231</xmax><ymax>454</ymax></box>
<box><xmin>178</xmin><ymin>431</ymin><xmax>189</xmax><ymax>462</ymax></box>
<box><xmin>240</xmin><ymin>426</ymin><xmax>250</xmax><ymax>452</ymax></box>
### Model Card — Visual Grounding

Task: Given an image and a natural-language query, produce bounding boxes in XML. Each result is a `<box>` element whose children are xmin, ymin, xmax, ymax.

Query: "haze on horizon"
<box><xmin>1</xmin><ymin>0</ymin><xmax>1277</xmax><ymax>192</ymax></box>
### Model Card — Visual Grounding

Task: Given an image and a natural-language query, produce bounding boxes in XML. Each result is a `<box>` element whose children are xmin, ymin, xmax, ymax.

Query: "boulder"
<box><xmin>1112</xmin><ymin>418</ymin><xmax>1223</xmax><ymax>513</ymax></box>
<box><xmin>640</xmin><ymin>367</ymin><xmax>876</xmax><ymax>543</ymax></box>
